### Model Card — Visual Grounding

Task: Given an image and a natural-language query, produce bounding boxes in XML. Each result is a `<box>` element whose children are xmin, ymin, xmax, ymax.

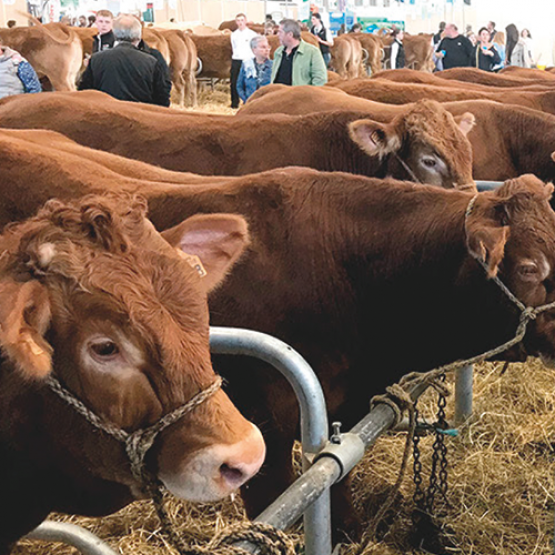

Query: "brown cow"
<box><xmin>0</xmin><ymin>24</ymin><xmax>82</xmax><ymax>90</ymax></box>
<box><xmin>0</xmin><ymin>90</ymin><xmax>474</xmax><ymax>189</ymax></box>
<box><xmin>382</xmin><ymin>33</ymin><xmax>434</xmax><ymax>71</ymax></box>
<box><xmin>329</xmin><ymin>35</ymin><xmax>363</xmax><ymax>79</ymax></box>
<box><xmin>350</xmin><ymin>33</ymin><xmax>383</xmax><ymax>76</ymax></box>
<box><xmin>437</xmin><ymin>67</ymin><xmax>555</xmax><ymax>87</ymax></box>
<box><xmin>1</xmin><ymin>133</ymin><xmax>555</xmax><ymax>540</ymax></box>
<box><xmin>141</xmin><ymin>27</ymin><xmax>171</xmax><ymax>64</ymax></box>
<box><xmin>329</xmin><ymin>78</ymin><xmax>555</xmax><ymax>114</ymax></box>
<box><xmin>218</xmin><ymin>20</ymin><xmax>265</xmax><ymax>34</ymax></box>
<box><xmin>156</xmin><ymin>29</ymin><xmax>198</xmax><ymax>107</ymax></box>
<box><xmin>190</xmin><ymin>33</ymin><xmax>232</xmax><ymax>79</ymax></box>
<box><xmin>500</xmin><ymin>66</ymin><xmax>555</xmax><ymax>80</ymax></box>
<box><xmin>240</xmin><ymin>85</ymin><xmax>555</xmax><ymax>182</ymax></box>
<box><xmin>0</xmin><ymin>190</ymin><xmax>266</xmax><ymax>553</ymax></box>
<box><xmin>372</xmin><ymin>68</ymin><xmax>555</xmax><ymax>91</ymax></box>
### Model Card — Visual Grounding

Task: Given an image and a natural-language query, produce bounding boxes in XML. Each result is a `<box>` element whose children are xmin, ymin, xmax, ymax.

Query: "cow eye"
<box><xmin>422</xmin><ymin>157</ymin><xmax>437</xmax><ymax>168</ymax></box>
<box><xmin>90</xmin><ymin>340</ymin><xmax>120</xmax><ymax>359</ymax></box>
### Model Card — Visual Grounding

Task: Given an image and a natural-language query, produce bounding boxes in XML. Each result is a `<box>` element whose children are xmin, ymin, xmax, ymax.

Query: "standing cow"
<box><xmin>0</xmin><ymin>133</ymin><xmax>554</xmax><ymax>540</ymax></box>
<box><xmin>0</xmin><ymin>193</ymin><xmax>265</xmax><ymax>553</ymax></box>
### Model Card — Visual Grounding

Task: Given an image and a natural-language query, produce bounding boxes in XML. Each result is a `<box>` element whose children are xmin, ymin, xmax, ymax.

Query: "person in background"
<box><xmin>92</xmin><ymin>10</ymin><xmax>115</xmax><ymax>53</ymax></box>
<box><xmin>310</xmin><ymin>12</ymin><xmax>333</xmax><ymax>67</ymax></box>
<box><xmin>88</xmin><ymin>15</ymin><xmax>96</xmax><ymax>27</ymax></box>
<box><xmin>236</xmin><ymin>35</ymin><xmax>272</xmax><ymax>103</ymax></box>
<box><xmin>265</xmin><ymin>14</ymin><xmax>276</xmax><ymax>27</ymax></box>
<box><xmin>272</xmin><ymin>19</ymin><xmax>327</xmax><ymax>86</ymax></box>
<box><xmin>505</xmin><ymin>23</ymin><xmax>519</xmax><ymax>64</ymax></box>
<box><xmin>491</xmin><ymin>30</ymin><xmax>505</xmax><ymax>71</ymax></box>
<box><xmin>78</xmin><ymin>14</ymin><xmax>171</xmax><ymax>106</ymax></box>
<box><xmin>6</xmin><ymin>20</ymin><xmax>16</xmax><ymax>29</ymax></box>
<box><xmin>0</xmin><ymin>38</ymin><xmax>41</xmax><ymax>99</ymax></box>
<box><xmin>435</xmin><ymin>23</ymin><xmax>473</xmax><ymax>69</ymax></box>
<box><xmin>473</xmin><ymin>26</ymin><xmax>500</xmax><ymax>72</ymax></box>
<box><xmin>433</xmin><ymin>21</ymin><xmax>445</xmax><ymax>46</ymax></box>
<box><xmin>390</xmin><ymin>28</ymin><xmax>405</xmax><ymax>69</ymax></box>
<box><xmin>487</xmin><ymin>21</ymin><xmax>497</xmax><ymax>42</ymax></box>
<box><xmin>509</xmin><ymin>26</ymin><xmax>532</xmax><ymax>68</ymax></box>
<box><xmin>78</xmin><ymin>15</ymin><xmax>87</xmax><ymax>28</ymax></box>
<box><xmin>350</xmin><ymin>23</ymin><xmax>363</xmax><ymax>33</ymax></box>
<box><xmin>230</xmin><ymin>13</ymin><xmax>257</xmax><ymax>109</ymax></box>
<box><xmin>521</xmin><ymin>29</ymin><xmax>535</xmax><ymax>66</ymax></box>
<box><xmin>467</xmin><ymin>33</ymin><xmax>477</xmax><ymax>47</ymax></box>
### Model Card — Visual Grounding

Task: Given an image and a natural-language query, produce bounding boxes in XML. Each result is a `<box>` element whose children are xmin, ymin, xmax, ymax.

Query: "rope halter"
<box><xmin>46</xmin><ymin>373</ymin><xmax>222</xmax><ymax>488</ymax></box>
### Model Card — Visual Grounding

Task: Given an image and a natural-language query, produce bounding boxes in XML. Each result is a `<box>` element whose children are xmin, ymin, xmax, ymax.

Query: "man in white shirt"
<box><xmin>230</xmin><ymin>13</ymin><xmax>257</xmax><ymax>109</ymax></box>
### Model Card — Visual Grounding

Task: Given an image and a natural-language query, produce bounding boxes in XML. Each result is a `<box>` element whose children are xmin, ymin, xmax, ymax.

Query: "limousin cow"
<box><xmin>1</xmin><ymin>132</ymin><xmax>555</xmax><ymax>538</ymax></box>
<box><xmin>0</xmin><ymin>90</ymin><xmax>475</xmax><ymax>189</ymax></box>
<box><xmin>0</xmin><ymin>192</ymin><xmax>265</xmax><ymax>553</ymax></box>
<box><xmin>330</xmin><ymin>78</ymin><xmax>555</xmax><ymax>115</ymax></box>
<box><xmin>241</xmin><ymin>85</ymin><xmax>555</xmax><ymax>182</ymax></box>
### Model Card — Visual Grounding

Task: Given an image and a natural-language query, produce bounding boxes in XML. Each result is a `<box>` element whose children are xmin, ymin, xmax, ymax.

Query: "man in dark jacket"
<box><xmin>92</xmin><ymin>10</ymin><xmax>115</xmax><ymax>53</ymax></box>
<box><xmin>79</xmin><ymin>14</ymin><xmax>171</xmax><ymax>106</ymax></box>
<box><xmin>435</xmin><ymin>23</ymin><xmax>473</xmax><ymax>69</ymax></box>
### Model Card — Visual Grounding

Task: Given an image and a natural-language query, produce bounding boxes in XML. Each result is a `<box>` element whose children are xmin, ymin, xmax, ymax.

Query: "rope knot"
<box><xmin>521</xmin><ymin>306</ymin><xmax>538</xmax><ymax>322</ymax></box>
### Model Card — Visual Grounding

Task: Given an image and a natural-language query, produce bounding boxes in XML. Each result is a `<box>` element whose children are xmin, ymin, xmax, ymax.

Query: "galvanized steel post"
<box><xmin>26</xmin><ymin>522</ymin><xmax>117</xmax><ymax>555</ymax></box>
<box><xmin>210</xmin><ymin>327</ymin><xmax>332</xmax><ymax>555</ymax></box>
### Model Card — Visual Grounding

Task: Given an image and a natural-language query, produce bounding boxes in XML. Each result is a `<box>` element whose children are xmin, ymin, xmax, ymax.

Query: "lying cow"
<box><xmin>330</xmin><ymin>78</ymin><xmax>555</xmax><ymax>115</ymax></box>
<box><xmin>0</xmin><ymin>90</ymin><xmax>475</xmax><ymax>189</ymax></box>
<box><xmin>0</xmin><ymin>192</ymin><xmax>265</xmax><ymax>553</ymax></box>
<box><xmin>1</xmin><ymin>131</ymin><xmax>555</xmax><ymax>539</ymax></box>
<box><xmin>437</xmin><ymin>67</ymin><xmax>555</xmax><ymax>88</ymax></box>
<box><xmin>240</xmin><ymin>85</ymin><xmax>555</xmax><ymax>182</ymax></box>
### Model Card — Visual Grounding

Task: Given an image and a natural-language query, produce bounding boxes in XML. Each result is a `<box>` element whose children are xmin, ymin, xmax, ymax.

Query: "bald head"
<box><xmin>113</xmin><ymin>14</ymin><xmax>142</xmax><ymax>44</ymax></box>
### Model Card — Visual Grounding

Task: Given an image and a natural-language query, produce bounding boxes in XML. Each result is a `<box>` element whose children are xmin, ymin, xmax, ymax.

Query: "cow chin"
<box><xmin>158</xmin><ymin>425</ymin><xmax>266</xmax><ymax>503</ymax></box>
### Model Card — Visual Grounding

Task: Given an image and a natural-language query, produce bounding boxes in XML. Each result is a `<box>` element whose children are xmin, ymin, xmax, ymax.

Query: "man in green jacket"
<box><xmin>272</xmin><ymin>19</ymin><xmax>328</xmax><ymax>86</ymax></box>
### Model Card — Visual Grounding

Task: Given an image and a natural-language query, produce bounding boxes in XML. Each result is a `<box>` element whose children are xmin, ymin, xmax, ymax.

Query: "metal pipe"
<box><xmin>26</xmin><ymin>522</ymin><xmax>117</xmax><ymax>555</ymax></box>
<box><xmin>245</xmin><ymin>381</ymin><xmax>430</xmax><ymax>541</ymax></box>
<box><xmin>476</xmin><ymin>181</ymin><xmax>503</xmax><ymax>191</ymax></box>
<box><xmin>454</xmin><ymin>365</ymin><xmax>474</xmax><ymax>425</ymax></box>
<box><xmin>209</xmin><ymin>327</ymin><xmax>332</xmax><ymax>555</ymax></box>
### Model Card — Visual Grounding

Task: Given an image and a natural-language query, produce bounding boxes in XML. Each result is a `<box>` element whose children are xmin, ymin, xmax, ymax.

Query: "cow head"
<box><xmin>349</xmin><ymin>100</ymin><xmax>475</xmax><ymax>189</ymax></box>
<box><xmin>0</xmin><ymin>195</ymin><xmax>265</xmax><ymax>503</ymax></box>
<box><xmin>464</xmin><ymin>174</ymin><xmax>555</xmax><ymax>366</ymax></box>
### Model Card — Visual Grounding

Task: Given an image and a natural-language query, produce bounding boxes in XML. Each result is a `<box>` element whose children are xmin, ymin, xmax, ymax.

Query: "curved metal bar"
<box><xmin>26</xmin><ymin>522</ymin><xmax>117</xmax><ymax>555</ymax></box>
<box><xmin>209</xmin><ymin>327</ymin><xmax>331</xmax><ymax>555</ymax></box>
<box><xmin>476</xmin><ymin>181</ymin><xmax>503</xmax><ymax>191</ymax></box>
<box><xmin>195</xmin><ymin>57</ymin><xmax>203</xmax><ymax>76</ymax></box>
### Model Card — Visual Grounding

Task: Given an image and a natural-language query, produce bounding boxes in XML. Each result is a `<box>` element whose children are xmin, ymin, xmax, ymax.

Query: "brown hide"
<box><xmin>45</xmin><ymin>23</ymin><xmax>96</xmax><ymax>58</ymax></box>
<box><xmin>0</xmin><ymin>183</ymin><xmax>264</xmax><ymax>550</ymax></box>
<box><xmin>372</xmin><ymin>68</ymin><xmax>555</xmax><ymax>92</ymax></box>
<box><xmin>141</xmin><ymin>28</ymin><xmax>170</xmax><ymax>64</ymax></box>
<box><xmin>382</xmin><ymin>33</ymin><xmax>434</xmax><ymax>71</ymax></box>
<box><xmin>330</xmin><ymin>35</ymin><xmax>363</xmax><ymax>79</ymax></box>
<box><xmin>500</xmin><ymin>66</ymin><xmax>555</xmax><ymax>80</ymax></box>
<box><xmin>1</xmin><ymin>136</ymin><xmax>555</xmax><ymax>536</ymax></box>
<box><xmin>190</xmin><ymin>33</ymin><xmax>232</xmax><ymax>79</ymax></box>
<box><xmin>329</xmin><ymin>78</ymin><xmax>555</xmax><ymax>115</ymax></box>
<box><xmin>0</xmin><ymin>25</ymin><xmax>82</xmax><ymax>90</ymax></box>
<box><xmin>240</xmin><ymin>85</ymin><xmax>555</xmax><ymax>182</ymax></box>
<box><xmin>437</xmin><ymin>67</ymin><xmax>555</xmax><ymax>87</ymax></box>
<box><xmin>155</xmin><ymin>29</ymin><xmax>197</xmax><ymax>107</ymax></box>
<box><xmin>0</xmin><ymin>90</ymin><xmax>474</xmax><ymax>188</ymax></box>
<box><xmin>350</xmin><ymin>33</ymin><xmax>383</xmax><ymax>75</ymax></box>
<box><xmin>218</xmin><ymin>20</ymin><xmax>265</xmax><ymax>34</ymax></box>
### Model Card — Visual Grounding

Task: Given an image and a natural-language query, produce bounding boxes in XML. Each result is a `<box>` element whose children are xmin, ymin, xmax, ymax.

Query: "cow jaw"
<box><xmin>158</xmin><ymin>422</ymin><xmax>265</xmax><ymax>502</ymax></box>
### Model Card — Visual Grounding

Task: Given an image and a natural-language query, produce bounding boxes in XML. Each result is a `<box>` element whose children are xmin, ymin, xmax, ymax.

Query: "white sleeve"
<box><xmin>326</xmin><ymin>28</ymin><xmax>334</xmax><ymax>46</ymax></box>
<box><xmin>390</xmin><ymin>41</ymin><xmax>399</xmax><ymax>69</ymax></box>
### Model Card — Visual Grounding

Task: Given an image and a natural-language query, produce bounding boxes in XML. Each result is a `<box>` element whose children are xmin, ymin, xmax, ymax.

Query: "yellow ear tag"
<box><xmin>179</xmin><ymin>252</ymin><xmax>208</xmax><ymax>278</ymax></box>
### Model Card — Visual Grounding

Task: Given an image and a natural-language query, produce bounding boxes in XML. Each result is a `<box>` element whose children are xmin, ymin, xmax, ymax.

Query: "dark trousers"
<box><xmin>230</xmin><ymin>59</ymin><xmax>242</xmax><ymax>108</ymax></box>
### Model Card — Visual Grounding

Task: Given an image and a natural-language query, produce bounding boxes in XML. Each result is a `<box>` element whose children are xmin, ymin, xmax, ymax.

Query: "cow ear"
<box><xmin>466</xmin><ymin>200</ymin><xmax>510</xmax><ymax>278</ymax></box>
<box><xmin>455</xmin><ymin>112</ymin><xmax>475</xmax><ymax>136</ymax></box>
<box><xmin>0</xmin><ymin>279</ymin><xmax>52</xmax><ymax>379</ymax></box>
<box><xmin>348</xmin><ymin>119</ymin><xmax>401</xmax><ymax>157</ymax></box>
<box><xmin>161</xmin><ymin>213</ymin><xmax>250</xmax><ymax>291</ymax></box>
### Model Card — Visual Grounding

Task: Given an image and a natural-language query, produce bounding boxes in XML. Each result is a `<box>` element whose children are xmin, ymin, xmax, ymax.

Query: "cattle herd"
<box><xmin>3</xmin><ymin>16</ymin><xmax>555</xmax><ymax>555</ymax></box>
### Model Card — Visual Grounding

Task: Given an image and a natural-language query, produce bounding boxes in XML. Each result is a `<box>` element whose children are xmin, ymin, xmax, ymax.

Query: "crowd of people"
<box><xmin>433</xmin><ymin>20</ymin><xmax>536</xmax><ymax>72</ymax></box>
<box><xmin>0</xmin><ymin>10</ymin><xmax>540</xmax><ymax>107</ymax></box>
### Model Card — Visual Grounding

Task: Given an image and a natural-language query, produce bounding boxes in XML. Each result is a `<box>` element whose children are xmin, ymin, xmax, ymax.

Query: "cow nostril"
<box><xmin>220</xmin><ymin>463</ymin><xmax>246</xmax><ymax>487</ymax></box>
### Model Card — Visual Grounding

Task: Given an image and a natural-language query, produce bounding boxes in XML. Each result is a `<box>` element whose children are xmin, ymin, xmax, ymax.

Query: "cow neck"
<box><xmin>44</xmin><ymin>373</ymin><xmax>222</xmax><ymax>492</ymax></box>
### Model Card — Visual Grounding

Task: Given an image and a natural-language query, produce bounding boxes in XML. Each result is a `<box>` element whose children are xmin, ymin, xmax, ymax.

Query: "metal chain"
<box><xmin>411</xmin><ymin>403</ymin><xmax>426</xmax><ymax>526</ymax></box>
